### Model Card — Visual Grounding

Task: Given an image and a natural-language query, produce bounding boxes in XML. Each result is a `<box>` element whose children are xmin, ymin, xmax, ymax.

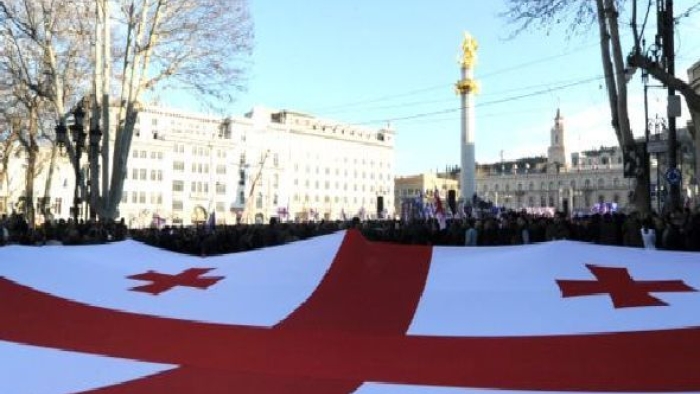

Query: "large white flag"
<box><xmin>1</xmin><ymin>231</ymin><xmax>699</xmax><ymax>393</ymax></box>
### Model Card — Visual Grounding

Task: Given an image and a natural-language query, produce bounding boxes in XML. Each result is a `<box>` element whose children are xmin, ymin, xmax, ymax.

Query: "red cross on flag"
<box><xmin>1</xmin><ymin>230</ymin><xmax>699</xmax><ymax>393</ymax></box>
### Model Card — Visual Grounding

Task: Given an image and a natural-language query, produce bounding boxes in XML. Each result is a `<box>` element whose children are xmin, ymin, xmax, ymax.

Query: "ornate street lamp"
<box><xmin>54</xmin><ymin>122</ymin><xmax>67</xmax><ymax>147</ymax></box>
<box><xmin>68</xmin><ymin>103</ymin><xmax>86</xmax><ymax>223</ymax></box>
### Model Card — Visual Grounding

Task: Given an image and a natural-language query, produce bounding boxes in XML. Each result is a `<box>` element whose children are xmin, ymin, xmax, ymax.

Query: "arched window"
<box><xmin>598</xmin><ymin>178</ymin><xmax>605</xmax><ymax>188</ymax></box>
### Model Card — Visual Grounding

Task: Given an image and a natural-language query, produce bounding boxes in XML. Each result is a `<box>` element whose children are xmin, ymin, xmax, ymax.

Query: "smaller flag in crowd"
<box><xmin>151</xmin><ymin>214</ymin><xmax>166</xmax><ymax>229</ymax></box>
<box><xmin>206</xmin><ymin>211</ymin><xmax>216</xmax><ymax>233</ymax></box>
<box><xmin>433</xmin><ymin>188</ymin><xmax>446</xmax><ymax>230</ymax></box>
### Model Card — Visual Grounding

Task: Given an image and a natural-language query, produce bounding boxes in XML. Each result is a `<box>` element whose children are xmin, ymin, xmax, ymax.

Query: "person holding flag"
<box><xmin>434</xmin><ymin>188</ymin><xmax>447</xmax><ymax>231</ymax></box>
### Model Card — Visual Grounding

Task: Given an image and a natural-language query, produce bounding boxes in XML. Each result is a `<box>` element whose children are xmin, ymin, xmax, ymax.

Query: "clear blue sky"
<box><xmin>165</xmin><ymin>0</ymin><xmax>700</xmax><ymax>176</ymax></box>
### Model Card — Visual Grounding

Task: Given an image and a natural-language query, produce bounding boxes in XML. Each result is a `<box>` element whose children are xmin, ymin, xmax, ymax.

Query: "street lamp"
<box><xmin>88</xmin><ymin>120</ymin><xmax>102</xmax><ymax>221</ymax></box>
<box><xmin>67</xmin><ymin>103</ymin><xmax>86</xmax><ymax>222</ymax></box>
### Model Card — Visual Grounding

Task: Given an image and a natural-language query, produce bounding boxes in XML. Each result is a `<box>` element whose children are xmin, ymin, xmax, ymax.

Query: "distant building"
<box><xmin>688</xmin><ymin>59</ymin><xmax>700</xmax><ymax>203</ymax></box>
<box><xmin>476</xmin><ymin>110</ymin><xmax>635</xmax><ymax>214</ymax></box>
<box><xmin>0</xmin><ymin>105</ymin><xmax>395</xmax><ymax>226</ymax></box>
<box><xmin>394</xmin><ymin>170</ymin><xmax>460</xmax><ymax>218</ymax></box>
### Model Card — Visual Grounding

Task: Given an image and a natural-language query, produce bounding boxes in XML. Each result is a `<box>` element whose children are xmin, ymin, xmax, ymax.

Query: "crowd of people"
<box><xmin>0</xmin><ymin>213</ymin><xmax>128</xmax><ymax>246</ymax></box>
<box><xmin>2</xmin><ymin>207</ymin><xmax>699</xmax><ymax>254</ymax></box>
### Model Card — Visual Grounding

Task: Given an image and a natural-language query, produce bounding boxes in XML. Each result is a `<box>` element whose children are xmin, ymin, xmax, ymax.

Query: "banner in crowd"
<box><xmin>1</xmin><ymin>231</ymin><xmax>699</xmax><ymax>393</ymax></box>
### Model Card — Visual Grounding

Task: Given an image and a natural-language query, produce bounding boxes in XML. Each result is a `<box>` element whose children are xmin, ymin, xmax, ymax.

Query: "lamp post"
<box><xmin>55</xmin><ymin>103</ymin><xmax>86</xmax><ymax>223</ymax></box>
<box><xmin>88</xmin><ymin>122</ymin><xmax>102</xmax><ymax>221</ymax></box>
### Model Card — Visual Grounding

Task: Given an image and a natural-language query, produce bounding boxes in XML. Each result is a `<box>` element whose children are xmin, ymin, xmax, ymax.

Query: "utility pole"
<box><xmin>659</xmin><ymin>0</ymin><xmax>681</xmax><ymax>211</ymax></box>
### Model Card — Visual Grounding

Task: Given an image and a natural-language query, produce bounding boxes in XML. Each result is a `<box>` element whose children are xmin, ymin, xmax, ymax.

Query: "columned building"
<box><xmin>476</xmin><ymin>110</ymin><xmax>637</xmax><ymax>214</ymax></box>
<box><xmin>0</xmin><ymin>105</ymin><xmax>395</xmax><ymax>226</ymax></box>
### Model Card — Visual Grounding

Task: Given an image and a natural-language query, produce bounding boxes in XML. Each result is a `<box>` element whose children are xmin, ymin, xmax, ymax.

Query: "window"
<box><xmin>256</xmin><ymin>192</ymin><xmax>263</xmax><ymax>209</ymax></box>
<box><xmin>216</xmin><ymin>183</ymin><xmax>226</xmax><ymax>195</ymax></box>
<box><xmin>216</xmin><ymin>202</ymin><xmax>225</xmax><ymax>212</ymax></box>
<box><xmin>140</xmin><ymin>151</ymin><xmax>147</xmax><ymax>159</ymax></box>
<box><xmin>139</xmin><ymin>192</ymin><xmax>146</xmax><ymax>204</ymax></box>
<box><xmin>598</xmin><ymin>178</ymin><xmax>605</xmax><ymax>188</ymax></box>
<box><xmin>173</xmin><ymin>161</ymin><xmax>185</xmax><ymax>171</ymax></box>
<box><xmin>172</xmin><ymin>180</ymin><xmax>184</xmax><ymax>192</ymax></box>
<box><xmin>172</xmin><ymin>200</ymin><xmax>183</xmax><ymax>211</ymax></box>
<box><xmin>131</xmin><ymin>192</ymin><xmax>137</xmax><ymax>204</ymax></box>
<box><xmin>132</xmin><ymin>150</ymin><xmax>138</xmax><ymax>158</ymax></box>
<box><xmin>132</xmin><ymin>169</ymin><xmax>138</xmax><ymax>179</ymax></box>
<box><xmin>216</xmin><ymin>165</ymin><xmax>226</xmax><ymax>175</ymax></box>
<box><xmin>150</xmin><ymin>170</ymin><xmax>157</xmax><ymax>181</ymax></box>
<box><xmin>139</xmin><ymin>169</ymin><xmax>147</xmax><ymax>180</ymax></box>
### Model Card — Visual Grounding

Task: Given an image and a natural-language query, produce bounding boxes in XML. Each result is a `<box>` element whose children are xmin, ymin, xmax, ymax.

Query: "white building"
<box><xmin>476</xmin><ymin>109</ymin><xmax>637</xmax><ymax>214</ymax></box>
<box><xmin>0</xmin><ymin>105</ymin><xmax>395</xmax><ymax>226</ymax></box>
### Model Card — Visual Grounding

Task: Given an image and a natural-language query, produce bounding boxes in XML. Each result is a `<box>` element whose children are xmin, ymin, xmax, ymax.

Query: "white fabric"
<box><xmin>409</xmin><ymin>241</ymin><xmax>700</xmax><ymax>337</ymax></box>
<box><xmin>2</xmin><ymin>233</ymin><xmax>699</xmax><ymax>393</ymax></box>
<box><xmin>0</xmin><ymin>232</ymin><xmax>344</xmax><ymax>326</ymax></box>
<box><xmin>0</xmin><ymin>340</ymin><xmax>174</xmax><ymax>394</ymax></box>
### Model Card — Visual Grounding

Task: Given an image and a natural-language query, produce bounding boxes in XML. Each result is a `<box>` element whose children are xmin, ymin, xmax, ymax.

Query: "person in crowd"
<box><xmin>464</xmin><ymin>219</ymin><xmax>478</xmax><ymax>246</ymax></box>
<box><xmin>640</xmin><ymin>217</ymin><xmax>656</xmax><ymax>250</ymax></box>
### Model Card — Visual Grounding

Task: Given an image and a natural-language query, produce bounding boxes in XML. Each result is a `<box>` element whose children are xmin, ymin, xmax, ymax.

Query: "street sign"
<box><xmin>665</xmin><ymin>167</ymin><xmax>682</xmax><ymax>185</ymax></box>
<box><xmin>647</xmin><ymin>139</ymin><xmax>667</xmax><ymax>154</ymax></box>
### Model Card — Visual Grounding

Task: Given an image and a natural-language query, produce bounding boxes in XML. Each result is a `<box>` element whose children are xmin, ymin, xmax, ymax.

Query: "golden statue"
<box><xmin>460</xmin><ymin>32</ymin><xmax>478</xmax><ymax>68</ymax></box>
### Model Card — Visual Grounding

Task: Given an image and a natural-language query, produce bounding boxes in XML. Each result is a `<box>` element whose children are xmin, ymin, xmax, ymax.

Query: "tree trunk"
<box><xmin>24</xmin><ymin>109</ymin><xmax>40</xmax><ymax>228</ymax></box>
<box><xmin>600</xmin><ymin>0</ymin><xmax>650</xmax><ymax>214</ymax></box>
<box><xmin>595</xmin><ymin>0</ymin><xmax>622</xmax><ymax>144</ymax></box>
<box><xmin>42</xmin><ymin>144</ymin><xmax>58</xmax><ymax>222</ymax></box>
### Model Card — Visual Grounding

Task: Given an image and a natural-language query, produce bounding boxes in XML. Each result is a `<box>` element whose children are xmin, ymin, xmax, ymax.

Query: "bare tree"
<box><xmin>0</xmin><ymin>0</ymin><xmax>92</xmax><ymax>224</ymax></box>
<box><xmin>502</xmin><ymin>0</ymin><xmax>700</xmax><ymax>213</ymax></box>
<box><xmin>1</xmin><ymin>0</ymin><xmax>253</xmax><ymax>221</ymax></box>
<box><xmin>87</xmin><ymin>0</ymin><xmax>254</xmax><ymax>219</ymax></box>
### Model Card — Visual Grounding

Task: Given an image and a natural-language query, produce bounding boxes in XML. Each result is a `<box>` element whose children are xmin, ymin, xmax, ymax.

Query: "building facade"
<box><xmin>476</xmin><ymin>110</ymin><xmax>636</xmax><ymax>214</ymax></box>
<box><xmin>0</xmin><ymin>105</ymin><xmax>395</xmax><ymax>226</ymax></box>
<box><xmin>394</xmin><ymin>171</ymin><xmax>460</xmax><ymax>217</ymax></box>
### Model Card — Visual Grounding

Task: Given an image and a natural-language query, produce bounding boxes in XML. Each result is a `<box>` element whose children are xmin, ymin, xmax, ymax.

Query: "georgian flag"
<box><xmin>434</xmin><ymin>188</ymin><xmax>447</xmax><ymax>230</ymax></box>
<box><xmin>1</xmin><ymin>230</ymin><xmax>699</xmax><ymax>393</ymax></box>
